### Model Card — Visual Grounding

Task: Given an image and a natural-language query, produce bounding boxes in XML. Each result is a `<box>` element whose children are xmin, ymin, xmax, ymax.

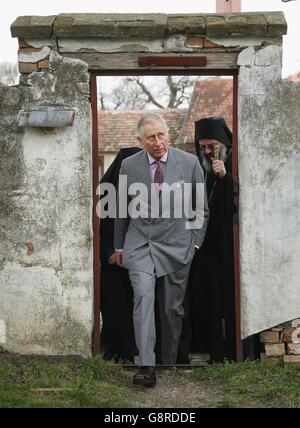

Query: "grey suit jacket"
<box><xmin>114</xmin><ymin>146</ymin><xmax>209</xmax><ymax>277</ymax></box>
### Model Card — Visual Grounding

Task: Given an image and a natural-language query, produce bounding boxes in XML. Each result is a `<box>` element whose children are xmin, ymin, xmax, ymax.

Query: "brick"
<box><xmin>244</xmin><ymin>14</ymin><xmax>267</xmax><ymax>36</ymax></box>
<box><xmin>265</xmin><ymin>12</ymin><xmax>287</xmax><ymax>36</ymax></box>
<box><xmin>38</xmin><ymin>59</ymin><xmax>49</xmax><ymax>69</ymax></box>
<box><xmin>291</xmin><ymin>319</ymin><xmax>300</xmax><ymax>329</ymax></box>
<box><xmin>54</xmin><ymin>13</ymin><xmax>167</xmax><ymax>39</ymax></box>
<box><xmin>19</xmin><ymin>62</ymin><xmax>38</xmax><ymax>74</ymax></box>
<box><xmin>291</xmin><ymin>329</ymin><xmax>300</xmax><ymax>344</ymax></box>
<box><xmin>260</xmin><ymin>331</ymin><xmax>280</xmax><ymax>344</ymax></box>
<box><xmin>287</xmin><ymin>343</ymin><xmax>300</xmax><ymax>355</ymax></box>
<box><xmin>265</xmin><ymin>343</ymin><xmax>285</xmax><ymax>357</ymax></box>
<box><xmin>11</xmin><ymin>15</ymin><xmax>56</xmax><ymax>38</ymax></box>
<box><xmin>204</xmin><ymin>38</ymin><xmax>223</xmax><ymax>48</ymax></box>
<box><xmin>283</xmin><ymin>355</ymin><xmax>300</xmax><ymax>366</ymax></box>
<box><xmin>184</xmin><ymin>36</ymin><xmax>204</xmax><ymax>48</ymax></box>
<box><xmin>26</xmin><ymin>243</ymin><xmax>33</xmax><ymax>256</ymax></box>
<box><xmin>283</xmin><ymin>327</ymin><xmax>295</xmax><ymax>342</ymax></box>
<box><xmin>18</xmin><ymin>39</ymin><xmax>33</xmax><ymax>48</ymax></box>
<box><xmin>260</xmin><ymin>353</ymin><xmax>280</xmax><ymax>363</ymax></box>
<box><xmin>166</xmin><ymin>15</ymin><xmax>206</xmax><ymax>36</ymax></box>
<box><xmin>206</xmin><ymin>16</ymin><xmax>229</xmax><ymax>36</ymax></box>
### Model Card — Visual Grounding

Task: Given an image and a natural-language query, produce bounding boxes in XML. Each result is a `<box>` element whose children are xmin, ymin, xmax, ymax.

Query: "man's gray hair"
<box><xmin>137</xmin><ymin>113</ymin><xmax>169</xmax><ymax>139</ymax></box>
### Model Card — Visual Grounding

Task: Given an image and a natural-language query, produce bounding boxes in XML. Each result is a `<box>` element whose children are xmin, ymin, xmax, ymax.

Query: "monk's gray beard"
<box><xmin>200</xmin><ymin>146</ymin><xmax>227</xmax><ymax>173</ymax></box>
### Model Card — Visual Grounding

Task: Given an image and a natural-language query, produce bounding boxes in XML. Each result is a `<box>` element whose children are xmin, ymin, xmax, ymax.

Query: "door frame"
<box><xmin>90</xmin><ymin>68</ymin><xmax>242</xmax><ymax>361</ymax></box>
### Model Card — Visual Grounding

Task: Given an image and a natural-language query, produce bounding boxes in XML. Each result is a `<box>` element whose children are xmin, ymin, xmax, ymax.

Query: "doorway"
<box><xmin>91</xmin><ymin>69</ymin><xmax>241</xmax><ymax>363</ymax></box>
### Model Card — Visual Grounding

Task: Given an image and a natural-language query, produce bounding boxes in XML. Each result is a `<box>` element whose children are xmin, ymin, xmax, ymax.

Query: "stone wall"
<box><xmin>0</xmin><ymin>51</ymin><xmax>93</xmax><ymax>356</ymax></box>
<box><xmin>1</xmin><ymin>11</ymin><xmax>297</xmax><ymax>356</ymax></box>
<box><xmin>238</xmin><ymin>45</ymin><xmax>300</xmax><ymax>338</ymax></box>
<box><xmin>10</xmin><ymin>12</ymin><xmax>286</xmax><ymax>73</ymax></box>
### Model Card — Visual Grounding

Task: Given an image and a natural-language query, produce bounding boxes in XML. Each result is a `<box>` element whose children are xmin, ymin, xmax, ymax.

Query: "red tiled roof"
<box><xmin>98</xmin><ymin>109</ymin><xmax>187</xmax><ymax>153</ymax></box>
<box><xmin>285</xmin><ymin>71</ymin><xmax>300</xmax><ymax>82</ymax></box>
<box><xmin>178</xmin><ymin>78</ymin><xmax>233</xmax><ymax>148</ymax></box>
<box><xmin>98</xmin><ymin>78</ymin><xmax>233</xmax><ymax>154</ymax></box>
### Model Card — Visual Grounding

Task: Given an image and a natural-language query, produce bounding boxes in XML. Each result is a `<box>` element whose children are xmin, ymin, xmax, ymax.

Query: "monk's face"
<box><xmin>139</xmin><ymin>120</ymin><xmax>170</xmax><ymax>160</ymax></box>
<box><xmin>199</xmin><ymin>139</ymin><xmax>222</xmax><ymax>161</ymax></box>
<box><xmin>199</xmin><ymin>139</ymin><xmax>227</xmax><ymax>172</ymax></box>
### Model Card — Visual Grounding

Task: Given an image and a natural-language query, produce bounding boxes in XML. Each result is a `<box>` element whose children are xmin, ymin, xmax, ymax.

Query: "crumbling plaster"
<box><xmin>238</xmin><ymin>45</ymin><xmax>300</xmax><ymax>338</ymax></box>
<box><xmin>0</xmin><ymin>51</ymin><xmax>93</xmax><ymax>356</ymax></box>
<box><xmin>1</xmin><ymin>11</ymin><xmax>298</xmax><ymax>356</ymax></box>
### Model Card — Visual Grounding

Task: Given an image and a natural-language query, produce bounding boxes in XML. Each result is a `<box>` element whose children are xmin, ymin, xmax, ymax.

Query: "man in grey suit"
<box><xmin>114</xmin><ymin>113</ymin><xmax>209</xmax><ymax>387</ymax></box>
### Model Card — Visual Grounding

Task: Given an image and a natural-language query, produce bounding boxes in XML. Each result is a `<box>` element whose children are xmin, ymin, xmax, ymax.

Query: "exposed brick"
<box><xmin>265</xmin><ymin>343</ymin><xmax>285</xmax><ymax>357</ymax></box>
<box><xmin>54</xmin><ymin>13</ymin><xmax>166</xmax><ymax>39</ymax></box>
<box><xmin>287</xmin><ymin>343</ymin><xmax>300</xmax><ymax>355</ymax></box>
<box><xmin>19</xmin><ymin>62</ymin><xmax>38</xmax><ymax>74</ymax></box>
<box><xmin>166</xmin><ymin>15</ymin><xmax>206</xmax><ymax>36</ymax></box>
<box><xmin>291</xmin><ymin>319</ymin><xmax>300</xmax><ymax>328</ymax></box>
<box><xmin>38</xmin><ymin>59</ymin><xmax>49</xmax><ymax>69</ymax></box>
<box><xmin>260</xmin><ymin>353</ymin><xmax>280</xmax><ymax>363</ymax></box>
<box><xmin>265</xmin><ymin>12</ymin><xmax>287</xmax><ymax>36</ymax></box>
<box><xmin>260</xmin><ymin>331</ymin><xmax>280</xmax><ymax>344</ymax></box>
<box><xmin>18</xmin><ymin>39</ymin><xmax>33</xmax><ymax>48</ymax></box>
<box><xmin>283</xmin><ymin>327</ymin><xmax>294</xmax><ymax>342</ymax></box>
<box><xmin>271</xmin><ymin>326</ymin><xmax>283</xmax><ymax>332</ymax></box>
<box><xmin>26</xmin><ymin>243</ymin><xmax>33</xmax><ymax>256</ymax></box>
<box><xmin>291</xmin><ymin>328</ymin><xmax>300</xmax><ymax>344</ymax></box>
<box><xmin>206</xmin><ymin>16</ymin><xmax>229</xmax><ymax>36</ymax></box>
<box><xmin>283</xmin><ymin>355</ymin><xmax>300</xmax><ymax>366</ymax></box>
<box><xmin>184</xmin><ymin>36</ymin><xmax>204</xmax><ymax>48</ymax></box>
<box><xmin>204</xmin><ymin>38</ymin><xmax>223</xmax><ymax>48</ymax></box>
<box><xmin>11</xmin><ymin>15</ymin><xmax>56</xmax><ymax>38</ymax></box>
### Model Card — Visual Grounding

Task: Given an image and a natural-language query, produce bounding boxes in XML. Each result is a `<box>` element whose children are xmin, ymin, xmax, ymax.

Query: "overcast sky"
<box><xmin>1</xmin><ymin>0</ymin><xmax>299</xmax><ymax>77</ymax></box>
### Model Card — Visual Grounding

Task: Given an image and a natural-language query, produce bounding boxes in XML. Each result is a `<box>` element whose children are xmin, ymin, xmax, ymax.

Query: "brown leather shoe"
<box><xmin>133</xmin><ymin>366</ymin><xmax>156</xmax><ymax>387</ymax></box>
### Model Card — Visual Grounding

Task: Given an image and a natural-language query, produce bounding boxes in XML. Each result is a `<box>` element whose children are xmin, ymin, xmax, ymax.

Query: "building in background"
<box><xmin>98</xmin><ymin>108</ymin><xmax>186</xmax><ymax>174</ymax></box>
<box><xmin>98</xmin><ymin>78</ymin><xmax>233</xmax><ymax>173</ymax></box>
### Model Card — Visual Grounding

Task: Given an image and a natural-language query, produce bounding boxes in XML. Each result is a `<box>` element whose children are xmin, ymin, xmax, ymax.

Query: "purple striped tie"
<box><xmin>154</xmin><ymin>161</ymin><xmax>163</xmax><ymax>186</ymax></box>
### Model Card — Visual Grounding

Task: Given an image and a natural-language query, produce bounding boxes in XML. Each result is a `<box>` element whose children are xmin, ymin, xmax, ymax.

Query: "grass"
<box><xmin>0</xmin><ymin>356</ymin><xmax>134</xmax><ymax>408</ymax></box>
<box><xmin>0</xmin><ymin>356</ymin><xmax>300</xmax><ymax>408</ymax></box>
<box><xmin>190</xmin><ymin>359</ymin><xmax>300</xmax><ymax>408</ymax></box>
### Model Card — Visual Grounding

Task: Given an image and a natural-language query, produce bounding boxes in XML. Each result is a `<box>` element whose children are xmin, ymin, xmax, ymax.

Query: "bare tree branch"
<box><xmin>129</xmin><ymin>77</ymin><xmax>165</xmax><ymax>109</ymax></box>
<box><xmin>98</xmin><ymin>75</ymin><xmax>198</xmax><ymax>110</ymax></box>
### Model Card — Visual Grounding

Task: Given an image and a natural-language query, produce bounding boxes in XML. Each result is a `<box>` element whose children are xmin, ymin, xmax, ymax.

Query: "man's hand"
<box><xmin>212</xmin><ymin>159</ymin><xmax>226</xmax><ymax>178</ymax></box>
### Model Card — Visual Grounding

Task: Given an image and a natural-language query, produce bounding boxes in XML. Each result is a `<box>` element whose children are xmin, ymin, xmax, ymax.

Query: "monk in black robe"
<box><xmin>100</xmin><ymin>147</ymin><xmax>142</xmax><ymax>363</ymax></box>
<box><xmin>189</xmin><ymin>117</ymin><xmax>236</xmax><ymax>362</ymax></box>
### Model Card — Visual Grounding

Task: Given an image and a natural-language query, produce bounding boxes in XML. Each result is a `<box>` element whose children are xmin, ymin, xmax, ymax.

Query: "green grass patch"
<box><xmin>0</xmin><ymin>356</ymin><xmax>133</xmax><ymax>408</ymax></box>
<box><xmin>1</xmin><ymin>357</ymin><xmax>300</xmax><ymax>408</ymax></box>
<box><xmin>192</xmin><ymin>359</ymin><xmax>300</xmax><ymax>408</ymax></box>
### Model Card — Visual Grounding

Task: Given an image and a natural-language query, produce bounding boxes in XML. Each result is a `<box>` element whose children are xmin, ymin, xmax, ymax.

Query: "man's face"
<box><xmin>138</xmin><ymin>120</ymin><xmax>170</xmax><ymax>160</ymax></box>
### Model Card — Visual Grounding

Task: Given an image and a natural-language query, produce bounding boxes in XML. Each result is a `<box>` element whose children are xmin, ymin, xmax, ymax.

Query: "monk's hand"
<box><xmin>212</xmin><ymin>159</ymin><xmax>226</xmax><ymax>178</ymax></box>
<box><xmin>115</xmin><ymin>251</ymin><xmax>124</xmax><ymax>268</ymax></box>
<box><xmin>107</xmin><ymin>252</ymin><xmax>119</xmax><ymax>265</ymax></box>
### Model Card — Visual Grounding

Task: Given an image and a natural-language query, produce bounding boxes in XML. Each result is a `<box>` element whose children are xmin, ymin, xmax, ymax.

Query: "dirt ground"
<box><xmin>122</xmin><ymin>368</ymin><xmax>227</xmax><ymax>408</ymax></box>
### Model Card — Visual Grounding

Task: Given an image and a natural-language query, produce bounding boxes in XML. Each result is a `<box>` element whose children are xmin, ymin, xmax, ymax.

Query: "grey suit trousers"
<box><xmin>129</xmin><ymin>261</ymin><xmax>192</xmax><ymax>366</ymax></box>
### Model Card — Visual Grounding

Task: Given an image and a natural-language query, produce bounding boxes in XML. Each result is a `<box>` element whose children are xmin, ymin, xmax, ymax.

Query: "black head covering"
<box><xmin>194</xmin><ymin>117</ymin><xmax>232</xmax><ymax>157</ymax></box>
<box><xmin>100</xmin><ymin>147</ymin><xmax>143</xmax><ymax>186</ymax></box>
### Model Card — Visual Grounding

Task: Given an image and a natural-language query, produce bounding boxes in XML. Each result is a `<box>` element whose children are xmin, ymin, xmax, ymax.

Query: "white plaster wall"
<box><xmin>238</xmin><ymin>46</ymin><xmax>300</xmax><ymax>338</ymax></box>
<box><xmin>0</xmin><ymin>55</ymin><xmax>94</xmax><ymax>356</ymax></box>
